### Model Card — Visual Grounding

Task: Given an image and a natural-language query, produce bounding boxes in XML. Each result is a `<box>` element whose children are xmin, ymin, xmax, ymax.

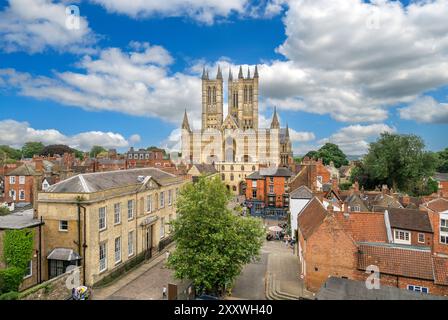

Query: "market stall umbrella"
<box><xmin>268</xmin><ymin>226</ymin><xmax>283</xmax><ymax>232</ymax></box>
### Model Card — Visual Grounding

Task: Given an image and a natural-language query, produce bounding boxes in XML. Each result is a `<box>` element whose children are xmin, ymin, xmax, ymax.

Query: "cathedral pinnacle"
<box><xmin>238</xmin><ymin>66</ymin><xmax>243</xmax><ymax>79</ymax></box>
<box><xmin>270</xmin><ymin>106</ymin><xmax>280</xmax><ymax>129</ymax></box>
<box><xmin>216</xmin><ymin>65</ymin><xmax>223</xmax><ymax>79</ymax></box>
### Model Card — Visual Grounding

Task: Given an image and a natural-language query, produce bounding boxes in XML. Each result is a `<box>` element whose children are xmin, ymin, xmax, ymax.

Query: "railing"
<box><xmin>159</xmin><ymin>235</ymin><xmax>174</xmax><ymax>252</ymax></box>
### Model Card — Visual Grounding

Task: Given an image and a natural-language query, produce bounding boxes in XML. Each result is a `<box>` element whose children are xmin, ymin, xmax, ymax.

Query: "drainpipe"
<box><xmin>76</xmin><ymin>201</ymin><xmax>87</xmax><ymax>286</ymax></box>
<box><xmin>38</xmin><ymin>216</ymin><xmax>43</xmax><ymax>284</ymax></box>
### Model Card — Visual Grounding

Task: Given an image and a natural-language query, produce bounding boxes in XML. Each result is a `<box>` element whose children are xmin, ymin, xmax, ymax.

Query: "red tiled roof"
<box><xmin>298</xmin><ymin>197</ymin><xmax>328</xmax><ymax>240</ymax></box>
<box><xmin>424</xmin><ymin>198</ymin><xmax>448</xmax><ymax>213</ymax></box>
<box><xmin>433</xmin><ymin>256</ymin><xmax>448</xmax><ymax>285</ymax></box>
<box><xmin>335</xmin><ymin>212</ymin><xmax>388</xmax><ymax>243</ymax></box>
<box><xmin>357</xmin><ymin>244</ymin><xmax>433</xmax><ymax>280</ymax></box>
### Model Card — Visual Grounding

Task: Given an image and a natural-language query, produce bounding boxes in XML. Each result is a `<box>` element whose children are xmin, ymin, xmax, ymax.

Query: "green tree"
<box><xmin>0</xmin><ymin>145</ymin><xmax>21</xmax><ymax>161</ymax></box>
<box><xmin>437</xmin><ymin>148</ymin><xmax>448</xmax><ymax>173</ymax></box>
<box><xmin>21</xmin><ymin>142</ymin><xmax>44</xmax><ymax>158</ymax></box>
<box><xmin>72</xmin><ymin>148</ymin><xmax>84</xmax><ymax>159</ymax></box>
<box><xmin>167</xmin><ymin>177</ymin><xmax>264</xmax><ymax>295</ymax></box>
<box><xmin>40</xmin><ymin>144</ymin><xmax>73</xmax><ymax>156</ymax></box>
<box><xmin>89</xmin><ymin>145</ymin><xmax>107</xmax><ymax>158</ymax></box>
<box><xmin>304</xmin><ymin>143</ymin><xmax>348</xmax><ymax>168</ymax></box>
<box><xmin>352</xmin><ymin>133</ymin><xmax>438</xmax><ymax>195</ymax></box>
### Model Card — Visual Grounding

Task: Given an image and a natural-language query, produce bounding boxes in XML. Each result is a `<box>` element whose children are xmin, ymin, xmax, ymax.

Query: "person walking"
<box><xmin>162</xmin><ymin>286</ymin><xmax>167</xmax><ymax>299</ymax></box>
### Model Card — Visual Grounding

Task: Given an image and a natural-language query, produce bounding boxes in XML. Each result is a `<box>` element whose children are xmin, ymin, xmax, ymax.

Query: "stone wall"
<box><xmin>20</xmin><ymin>266</ymin><xmax>83</xmax><ymax>300</ymax></box>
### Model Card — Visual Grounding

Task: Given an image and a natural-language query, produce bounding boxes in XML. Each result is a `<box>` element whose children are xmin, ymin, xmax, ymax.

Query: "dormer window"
<box><xmin>394</xmin><ymin>229</ymin><xmax>411</xmax><ymax>245</ymax></box>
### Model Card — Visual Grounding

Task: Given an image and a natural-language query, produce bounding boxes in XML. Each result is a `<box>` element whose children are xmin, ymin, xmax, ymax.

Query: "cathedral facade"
<box><xmin>181</xmin><ymin>66</ymin><xmax>293</xmax><ymax>192</ymax></box>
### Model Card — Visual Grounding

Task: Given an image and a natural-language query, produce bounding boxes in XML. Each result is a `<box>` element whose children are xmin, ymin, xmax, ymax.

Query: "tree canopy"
<box><xmin>21</xmin><ymin>142</ymin><xmax>44</xmax><ymax>159</ymax></box>
<box><xmin>40</xmin><ymin>144</ymin><xmax>73</xmax><ymax>157</ymax></box>
<box><xmin>89</xmin><ymin>145</ymin><xmax>107</xmax><ymax>158</ymax></box>
<box><xmin>351</xmin><ymin>133</ymin><xmax>438</xmax><ymax>196</ymax></box>
<box><xmin>0</xmin><ymin>145</ymin><xmax>21</xmax><ymax>161</ymax></box>
<box><xmin>304</xmin><ymin>143</ymin><xmax>349</xmax><ymax>168</ymax></box>
<box><xmin>436</xmin><ymin>148</ymin><xmax>448</xmax><ymax>173</ymax></box>
<box><xmin>167</xmin><ymin>177</ymin><xmax>264</xmax><ymax>295</ymax></box>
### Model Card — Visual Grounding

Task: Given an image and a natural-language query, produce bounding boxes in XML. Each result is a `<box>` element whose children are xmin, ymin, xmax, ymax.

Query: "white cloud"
<box><xmin>289</xmin><ymin>129</ymin><xmax>315</xmax><ymax>142</ymax></box>
<box><xmin>0</xmin><ymin>42</ymin><xmax>202</xmax><ymax>125</ymax></box>
<box><xmin>399</xmin><ymin>96</ymin><xmax>448</xmax><ymax>124</ymax></box>
<box><xmin>128</xmin><ymin>134</ymin><xmax>142</xmax><ymax>145</ymax></box>
<box><xmin>256</xmin><ymin>0</ymin><xmax>448</xmax><ymax>123</ymax></box>
<box><xmin>89</xmin><ymin>0</ymin><xmax>249</xmax><ymax>24</ymax></box>
<box><xmin>0</xmin><ymin>119</ymin><xmax>139</xmax><ymax>151</ymax></box>
<box><xmin>318</xmin><ymin>123</ymin><xmax>396</xmax><ymax>155</ymax></box>
<box><xmin>0</xmin><ymin>0</ymin><xmax>96</xmax><ymax>53</ymax></box>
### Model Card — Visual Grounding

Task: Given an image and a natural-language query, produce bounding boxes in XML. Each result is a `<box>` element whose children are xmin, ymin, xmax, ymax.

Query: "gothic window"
<box><xmin>221</xmin><ymin>165</ymin><xmax>225</xmax><ymax>170</ymax></box>
<box><xmin>207</xmin><ymin>86</ymin><xmax>211</xmax><ymax>104</ymax></box>
<box><xmin>252</xmin><ymin>166</ymin><xmax>256</xmax><ymax>171</ymax></box>
<box><xmin>241</xmin><ymin>165</ymin><xmax>245</xmax><ymax>171</ymax></box>
<box><xmin>230</xmin><ymin>165</ymin><xmax>234</xmax><ymax>171</ymax></box>
<box><xmin>249</xmin><ymin>86</ymin><xmax>253</xmax><ymax>103</ymax></box>
<box><xmin>244</xmin><ymin>86</ymin><xmax>248</xmax><ymax>103</ymax></box>
<box><xmin>212</xmin><ymin>86</ymin><xmax>216</xmax><ymax>104</ymax></box>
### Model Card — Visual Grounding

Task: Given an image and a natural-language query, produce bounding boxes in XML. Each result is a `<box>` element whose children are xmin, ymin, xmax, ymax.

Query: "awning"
<box><xmin>47</xmin><ymin>248</ymin><xmax>81</xmax><ymax>261</ymax></box>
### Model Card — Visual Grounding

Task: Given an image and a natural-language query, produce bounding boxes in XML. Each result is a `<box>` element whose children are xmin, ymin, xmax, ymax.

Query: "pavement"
<box><xmin>92</xmin><ymin>243</ymin><xmax>175</xmax><ymax>300</ymax></box>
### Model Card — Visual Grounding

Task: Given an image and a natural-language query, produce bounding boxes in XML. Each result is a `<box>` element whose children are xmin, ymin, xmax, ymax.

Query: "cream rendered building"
<box><xmin>37</xmin><ymin>168</ymin><xmax>186</xmax><ymax>286</ymax></box>
<box><xmin>181</xmin><ymin>66</ymin><xmax>293</xmax><ymax>194</ymax></box>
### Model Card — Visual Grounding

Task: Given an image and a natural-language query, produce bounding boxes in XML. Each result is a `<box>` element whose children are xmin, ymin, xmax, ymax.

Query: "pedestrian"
<box><xmin>162</xmin><ymin>286</ymin><xmax>167</xmax><ymax>299</ymax></box>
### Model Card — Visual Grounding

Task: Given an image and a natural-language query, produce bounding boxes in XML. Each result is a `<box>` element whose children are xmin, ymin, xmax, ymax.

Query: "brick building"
<box><xmin>434</xmin><ymin>173</ymin><xmax>448</xmax><ymax>197</ymax></box>
<box><xmin>421</xmin><ymin>198</ymin><xmax>448</xmax><ymax>256</ymax></box>
<box><xmin>297</xmin><ymin>197</ymin><xmax>448</xmax><ymax>296</ymax></box>
<box><xmin>289</xmin><ymin>157</ymin><xmax>331</xmax><ymax>193</ymax></box>
<box><xmin>4</xmin><ymin>164</ymin><xmax>40</xmax><ymax>205</ymax></box>
<box><xmin>245</xmin><ymin>166</ymin><xmax>292</xmax><ymax>218</ymax></box>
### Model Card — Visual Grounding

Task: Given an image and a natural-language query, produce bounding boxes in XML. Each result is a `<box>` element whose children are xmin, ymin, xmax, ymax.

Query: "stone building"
<box><xmin>181</xmin><ymin>66</ymin><xmax>293</xmax><ymax>194</ymax></box>
<box><xmin>37</xmin><ymin>168</ymin><xmax>187</xmax><ymax>286</ymax></box>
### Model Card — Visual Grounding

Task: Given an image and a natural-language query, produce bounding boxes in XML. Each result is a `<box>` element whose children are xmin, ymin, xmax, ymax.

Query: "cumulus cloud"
<box><xmin>0</xmin><ymin>42</ymin><xmax>202</xmax><ymax>125</ymax></box>
<box><xmin>0</xmin><ymin>119</ymin><xmax>139</xmax><ymax>151</ymax></box>
<box><xmin>0</xmin><ymin>0</ymin><xmax>96</xmax><ymax>53</ymax></box>
<box><xmin>399</xmin><ymin>96</ymin><xmax>448</xmax><ymax>124</ymax></box>
<box><xmin>258</xmin><ymin>0</ymin><xmax>448</xmax><ymax>123</ymax></box>
<box><xmin>318</xmin><ymin>123</ymin><xmax>396</xmax><ymax>155</ymax></box>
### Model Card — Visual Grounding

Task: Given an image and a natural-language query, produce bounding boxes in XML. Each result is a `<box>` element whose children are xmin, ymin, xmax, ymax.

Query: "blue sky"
<box><xmin>0</xmin><ymin>0</ymin><xmax>447</xmax><ymax>155</ymax></box>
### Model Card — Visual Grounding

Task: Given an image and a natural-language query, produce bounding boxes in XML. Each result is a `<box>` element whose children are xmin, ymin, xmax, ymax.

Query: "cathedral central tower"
<box><xmin>201</xmin><ymin>66</ymin><xmax>223</xmax><ymax>130</ymax></box>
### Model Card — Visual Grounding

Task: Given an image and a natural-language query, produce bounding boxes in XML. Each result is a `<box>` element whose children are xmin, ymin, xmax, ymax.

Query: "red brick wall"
<box><xmin>439</xmin><ymin>182</ymin><xmax>448</xmax><ymax>197</ymax></box>
<box><xmin>408</xmin><ymin>230</ymin><xmax>433</xmax><ymax>247</ymax></box>
<box><xmin>4</xmin><ymin>175</ymin><xmax>35</xmax><ymax>203</ymax></box>
<box><xmin>303</xmin><ymin>215</ymin><xmax>359</xmax><ymax>292</ymax></box>
<box><xmin>427</xmin><ymin>210</ymin><xmax>448</xmax><ymax>255</ymax></box>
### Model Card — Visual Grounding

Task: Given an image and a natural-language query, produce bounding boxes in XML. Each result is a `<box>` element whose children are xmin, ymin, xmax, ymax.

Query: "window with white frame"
<box><xmin>127</xmin><ymin>200</ymin><xmax>134</xmax><ymax>220</ymax></box>
<box><xmin>99</xmin><ymin>207</ymin><xmax>107</xmax><ymax>231</ymax></box>
<box><xmin>99</xmin><ymin>242</ymin><xmax>107</xmax><ymax>272</ymax></box>
<box><xmin>253</xmin><ymin>180</ymin><xmax>257</xmax><ymax>188</ymax></box>
<box><xmin>269</xmin><ymin>185</ymin><xmax>274</xmax><ymax>193</ymax></box>
<box><xmin>19</xmin><ymin>176</ymin><xmax>25</xmax><ymax>184</ymax></box>
<box><xmin>418</xmin><ymin>233</ymin><xmax>425</xmax><ymax>243</ymax></box>
<box><xmin>160</xmin><ymin>217</ymin><xmax>165</xmax><ymax>238</ymax></box>
<box><xmin>394</xmin><ymin>229</ymin><xmax>411</xmax><ymax>244</ymax></box>
<box><xmin>114</xmin><ymin>203</ymin><xmax>121</xmax><ymax>224</ymax></box>
<box><xmin>23</xmin><ymin>260</ymin><xmax>32</xmax><ymax>279</ymax></box>
<box><xmin>128</xmin><ymin>231</ymin><xmax>134</xmax><ymax>256</ymax></box>
<box><xmin>160</xmin><ymin>192</ymin><xmax>165</xmax><ymax>208</ymax></box>
<box><xmin>168</xmin><ymin>190</ymin><xmax>172</xmax><ymax>206</ymax></box>
<box><xmin>351</xmin><ymin>205</ymin><xmax>361</xmax><ymax>212</ymax></box>
<box><xmin>114</xmin><ymin>237</ymin><xmax>121</xmax><ymax>264</ymax></box>
<box><xmin>19</xmin><ymin>190</ymin><xmax>25</xmax><ymax>200</ymax></box>
<box><xmin>407</xmin><ymin>285</ymin><xmax>428</xmax><ymax>294</ymax></box>
<box><xmin>440</xmin><ymin>218</ymin><xmax>448</xmax><ymax>244</ymax></box>
<box><xmin>9</xmin><ymin>176</ymin><xmax>16</xmax><ymax>184</ymax></box>
<box><xmin>147</xmin><ymin>194</ymin><xmax>152</xmax><ymax>212</ymax></box>
<box><xmin>59</xmin><ymin>220</ymin><xmax>68</xmax><ymax>231</ymax></box>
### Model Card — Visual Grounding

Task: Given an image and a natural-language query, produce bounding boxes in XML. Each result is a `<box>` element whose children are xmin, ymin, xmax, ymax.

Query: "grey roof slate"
<box><xmin>192</xmin><ymin>164</ymin><xmax>217</xmax><ymax>175</ymax></box>
<box><xmin>290</xmin><ymin>185</ymin><xmax>313</xmax><ymax>199</ymax></box>
<box><xmin>46</xmin><ymin>168</ymin><xmax>180</xmax><ymax>193</ymax></box>
<box><xmin>317</xmin><ymin>277</ymin><xmax>447</xmax><ymax>300</ymax></box>
<box><xmin>6</xmin><ymin>163</ymin><xmax>38</xmax><ymax>176</ymax></box>
<box><xmin>387</xmin><ymin>207</ymin><xmax>433</xmax><ymax>233</ymax></box>
<box><xmin>0</xmin><ymin>208</ymin><xmax>42</xmax><ymax>229</ymax></box>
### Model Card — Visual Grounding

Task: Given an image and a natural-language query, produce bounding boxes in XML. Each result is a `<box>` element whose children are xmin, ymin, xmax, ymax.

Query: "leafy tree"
<box><xmin>89</xmin><ymin>145</ymin><xmax>107</xmax><ymax>158</ymax></box>
<box><xmin>293</xmin><ymin>156</ymin><xmax>302</xmax><ymax>164</ymax></box>
<box><xmin>0</xmin><ymin>145</ymin><xmax>21</xmax><ymax>161</ymax></box>
<box><xmin>437</xmin><ymin>148</ymin><xmax>448</xmax><ymax>173</ymax></box>
<box><xmin>352</xmin><ymin>133</ymin><xmax>438</xmax><ymax>196</ymax></box>
<box><xmin>0</xmin><ymin>206</ymin><xmax>10</xmax><ymax>216</ymax></box>
<box><xmin>21</xmin><ymin>142</ymin><xmax>44</xmax><ymax>159</ymax></box>
<box><xmin>72</xmin><ymin>148</ymin><xmax>84</xmax><ymax>159</ymax></box>
<box><xmin>147</xmin><ymin>146</ymin><xmax>167</xmax><ymax>157</ymax></box>
<box><xmin>167</xmin><ymin>177</ymin><xmax>264</xmax><ymax>295</ymax></box>
<box><xmin>304</xmin><ymin>143</ymin><xmax>348</xmax><ymax>168</ymax></box>
<box><xmin>40</xmin><ymin>144</ymin><xmax>73</xmax><ymax>157</ymax></box>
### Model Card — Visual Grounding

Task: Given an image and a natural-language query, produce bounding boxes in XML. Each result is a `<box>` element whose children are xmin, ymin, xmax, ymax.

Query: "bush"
<box><xmin>0</xmin><ymin>206</ymin><xmax>10</xmax><ymax>216</ymax></box>
<box><xmin>0</xmin><ymin>267</ymin><xmax>25</xmax><ymax>294</ymax></box>
<box><xmin>0</xmin><ymin>291</ymin><xmax>19</xmax><ymax>300</ymax></box>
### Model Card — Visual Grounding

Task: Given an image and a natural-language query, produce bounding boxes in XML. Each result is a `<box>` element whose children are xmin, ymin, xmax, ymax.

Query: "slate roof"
<box><xmin>298</xmin><ymin>197</ymin><xmax>328</xmax><ymax>239</ymax></box>
<box><xmin>424</xmin><ymin>198</ymin><xmax>448</xmax><ymax>213</ymax></box>
<box><xmin>434</xmin><ymin>172</ymin><xmax>448</xmax><ymax>182</ymax></box>
<box><xmin>387</xmin><ymin>208</ymin><xmax>433</xmax><ymax>233</ymax></box>
<box><xmin>0</xmin><ymin>208</ymin><xmax>42</xmax><ymax>230</ymax></box>
<box><xmin>335</xmin><ymin>212</ymin><xmax>388</xmax><ymax>243</ymax></box>
<box><xmin>357</xmin><ymin>243</ymin><xmax>434</xmax><ymax>280</ymax></box>
<box><xmin>370</xmin><ymin>194</ymin><xmax>403</xmax><ymax>210</ymax></box>
<box><xmin>6</xmin><ymin>163</ymin><xmax>38</xmax><ymax>176</ymax></box>
<box><xmin>46</xmin><ymin>168</ymin><xmax>180</xmax><ymax>193</ymax></box>
<box><xmin>316</xmin><ymin>277</ymin><xmax>447</xmax><ymax>300</ymax></box>
<box><xmin>259</xmin><ymin>166</ymin><xmax>292</xmax><ymax>177</ymax></box>
<box><xmin>192</xmin><ymin>164</ymin><xmax>217</xmax><ymax>175</ymax></box>
<box><xmin>290</xmin><ymin>185</ymin><xmax>313</xmax><ymax>199</ymax></box>
<box><xmin>246</xmin><ymin>171</ymin><xmax>263</xmax><ymax>180</ymax></box>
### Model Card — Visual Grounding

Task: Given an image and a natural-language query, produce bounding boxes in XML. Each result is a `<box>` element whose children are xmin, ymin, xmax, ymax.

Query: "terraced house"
<box><xmin>37</xmin><ymin>168</ymin><xmax>187</xmax><ymax>286</ymax></box>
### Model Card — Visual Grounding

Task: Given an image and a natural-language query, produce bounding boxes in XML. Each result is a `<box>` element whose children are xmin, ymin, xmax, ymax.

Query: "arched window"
<box><xmin>221</xmin><ymin>165</ymin><xmax>225</xmax><ymax>170</ymax></box>
<box><xmin>212</xmin><ymin>86</ymin><xmax>216</xmax><ymax>104</ymax></box>
<box><xmin>244</xmin><ymin>86</ymin><xmax>247</xmax><ymax>103</ymax></box>
<box><xmin>241</xmin><ymin>165</ymin><xmax>245</xmax><ymax>171</ymax></box>
<box><xmin>249</xmin><ymin>86</ymin><xmax>253</xmax><ymax>103</ymax></box>
<box><xmin>232</xmin><ymin>186</ymin><xmax>237</xmax><ymax>191</ymax></box>
<box><xmin>252</xmin><ymin>166</ymin><xmax>256</xmax><ymax>171</ymax></box>
<box><xmin>230</xmin><ymin>165</ymin><xmax>234</xmax><ymax>171</ymax></box>
<box><xmin>230</xmin><ymin>174</ymin><xmax>234</xmax><ymax>181</ymax></box>
<box><xmin>207</xmin><ymin>86</ymin><xmax>211</xmax><ymax>104</ymax></box>
<box><xmin>221</xmin><ymin>174</ymin><xmax>225</xmax><ymax>181</ymax></box>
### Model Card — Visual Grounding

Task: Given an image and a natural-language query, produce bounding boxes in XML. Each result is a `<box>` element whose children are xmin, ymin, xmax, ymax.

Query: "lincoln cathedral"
<box><xmin>181</xmin><ymin>66</ymin><xmax>293</xmax><ymax>174</ymax></box>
